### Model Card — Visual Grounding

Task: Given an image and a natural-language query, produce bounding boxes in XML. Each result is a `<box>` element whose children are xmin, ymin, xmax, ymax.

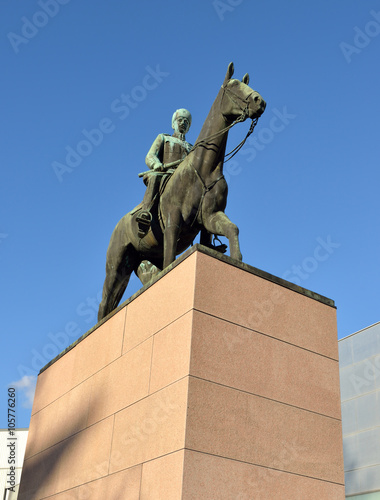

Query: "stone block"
<box><xmin>19</xmin><ymin>246</ymin><xmax>344</xmax><ymax>499</ymax></box>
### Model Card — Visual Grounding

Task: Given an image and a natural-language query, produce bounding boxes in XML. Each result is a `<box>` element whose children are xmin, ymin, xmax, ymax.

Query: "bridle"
<box><xmin>221</xmin><ymin>82</ymin><xmax>253</xmax><ymax>120</ymax></box>
<box><xmin>220</xmin><ymin>83</ymin><xmax>258</xmax><ymax>161</ymax></box>
<box><xmin>190</xmin><ymin>82</ymin><xmax>259</xmax><ymax>162</ymax></box>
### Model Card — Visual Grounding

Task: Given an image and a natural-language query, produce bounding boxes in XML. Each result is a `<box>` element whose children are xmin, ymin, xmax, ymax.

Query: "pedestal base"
<box><xmin>19</xmin><ymin>245</ymin><xmax>345</xmax><ymax>499</ymax></box>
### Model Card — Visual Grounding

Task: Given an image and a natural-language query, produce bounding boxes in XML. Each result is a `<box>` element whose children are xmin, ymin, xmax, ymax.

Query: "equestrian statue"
<box><xmin>98</xmin><ymin>62</ymin><xmax>266</xmax><ymax>321</ymax></box>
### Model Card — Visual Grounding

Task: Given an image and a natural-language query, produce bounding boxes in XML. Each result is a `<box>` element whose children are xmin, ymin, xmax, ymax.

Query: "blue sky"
<box><xmin>1</xmin><ymin>0</ymin><xmax>379</xmax><ymax>428</ymax></box>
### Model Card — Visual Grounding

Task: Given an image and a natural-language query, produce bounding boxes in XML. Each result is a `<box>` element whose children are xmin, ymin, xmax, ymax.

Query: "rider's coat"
<box><xmin>145</xmin><ymin>133</ymin><xmax>192</xmax><ymax>170</ymax></box>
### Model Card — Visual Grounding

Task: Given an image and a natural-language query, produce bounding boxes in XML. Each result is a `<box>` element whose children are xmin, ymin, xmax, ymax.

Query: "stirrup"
<box><xmin>212</xmin><ymin>235</ymin><xmax>227</xmax><ymax>254</ymax></box>
<box><xmin>136</xmin><ymin>210</ymin><xmax>152</xmax><ymax>237</ymax></box>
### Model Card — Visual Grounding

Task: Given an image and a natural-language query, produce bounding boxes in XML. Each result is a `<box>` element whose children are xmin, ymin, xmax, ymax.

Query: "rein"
<box><xmin>221</xmin><ymin>83</ymin><xmax>258</xmax><ymax>161</ymax></box>
<box><xmin>189</xmin><ymin>167</ymin><xmax>225</xmax><ymax>228</ymax></box>
<box><xmin>160</xmin><ymin>83</ymin><xmax>261</xmax><ymax>230</ymax></box>
<box><xmin>140</xmin><ymin>84</ymin><xmax>260</xmax><ymax>178</ymax></box>
<box><xmin>189</xmin><ymin>83</ymin><xmax>258</xmax><ymax>162</ymax></box>
<box><xmin>186</xmin><ymin>84</ymin><xmax>259</xmax><ymax>227</ymax></box>
<box><xmin>224</xmin><ymin>117</ymin><xmax>257</xmax><ymax>161</ymax></box>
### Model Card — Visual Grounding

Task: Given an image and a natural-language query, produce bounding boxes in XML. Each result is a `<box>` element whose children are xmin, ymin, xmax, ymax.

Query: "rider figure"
<box><xmin>136</xmin><ymin>108</ymin><xmax>192</xmax><ymax>236</ymax></box>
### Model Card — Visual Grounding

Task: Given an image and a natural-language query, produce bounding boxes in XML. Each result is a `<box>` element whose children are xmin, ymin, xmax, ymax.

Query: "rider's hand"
<box><xmin>153</xmin><ymin>163</ymin><xmax>163</xmax><ymax>172</ymax></box>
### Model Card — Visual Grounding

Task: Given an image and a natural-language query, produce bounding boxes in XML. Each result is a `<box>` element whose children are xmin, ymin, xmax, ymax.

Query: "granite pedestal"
<box><xmin>19</xmin><ymin>245</ymin><xmax>345</xmax><ymax>499</ymax></box>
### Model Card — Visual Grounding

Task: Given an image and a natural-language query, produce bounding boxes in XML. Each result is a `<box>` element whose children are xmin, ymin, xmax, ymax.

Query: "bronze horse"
<box><xmin>98</xmin><ymin>63</ymin><xmax>266</xmax><ymax>321</ymax></box>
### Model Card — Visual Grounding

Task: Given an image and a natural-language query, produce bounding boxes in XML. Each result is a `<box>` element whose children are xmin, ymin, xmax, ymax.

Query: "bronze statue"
<box><xmin>98</xmin><ymin>62</ymin><xmax>266</xmax><ymax>321</ymax></box>
<box><xmin>136</xmin><ymin>109</ymin><xmax>193</xmax><ymax>236</ymax></box>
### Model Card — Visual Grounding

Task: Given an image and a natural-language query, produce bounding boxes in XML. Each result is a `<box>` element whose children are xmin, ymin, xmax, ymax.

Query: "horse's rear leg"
<box><xmin>203</xmin><ymin>211</ymin><xmax>242</xmax><ymax>261</ymax></box>
<box><xmin>163</xmin><ymin>209</ymin><xmax>182</xmax><ymax>269</ymax></box>
<box><xmin>98</xmin><ymin>265</ymin><xmax>131</xmax><ymax>321</ymax></box>
<box><xmin>98</xmin><ymin>246</ymin><xmax>136</xmax><ymax>321</ymax></box>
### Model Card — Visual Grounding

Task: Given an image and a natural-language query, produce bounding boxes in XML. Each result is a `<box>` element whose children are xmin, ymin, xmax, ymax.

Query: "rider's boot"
<box><xmin>136</xmin><ymin>174</ymin><xmax>160</xmax><ymax>237</ymax></box>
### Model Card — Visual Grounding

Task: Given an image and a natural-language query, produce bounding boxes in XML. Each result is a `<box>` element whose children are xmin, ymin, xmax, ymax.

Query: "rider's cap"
<box><xmin>172</xmin><ymin>109</ymin><xmax>192</xmax><ymax>129</ymax></box>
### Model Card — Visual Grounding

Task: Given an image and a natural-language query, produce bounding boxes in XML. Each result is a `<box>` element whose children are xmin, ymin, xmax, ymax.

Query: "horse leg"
<box><xmin>200</xmin><ymin>228</ymin><xmax>212</xmax><ymax>247</ymax></box>
<box><xmin>98</xmin><ymin>247</ymin><xmax>135</xmax><ymax>321</ymax></box>
<box><xmin>163</xmin><ymin>210</ymin><xmax>182</xmax><ymax>269</ymax></box>
<box><xmin>98</xmin><ymin>265</ymin><xmax>131</xmax><ymax>321</ymax></box>
<box><xmin>203</xmin><ymin>211</ymin><xmax>242</xmax><ymax>261</ymax></box>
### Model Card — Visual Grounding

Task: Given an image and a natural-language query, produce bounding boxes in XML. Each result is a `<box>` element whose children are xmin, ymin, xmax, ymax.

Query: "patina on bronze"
<box><xmin>98</xmin><ymin>63</ymin><xmax>266</xmax><ymax>321</ymax></box>
<box><xmin>136</xmin><ymin>108</ymin><xmax>193</xmax><ymax>237</ymax></box>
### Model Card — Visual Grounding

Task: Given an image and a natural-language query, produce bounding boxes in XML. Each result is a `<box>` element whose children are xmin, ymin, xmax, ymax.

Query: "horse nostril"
<box><xmin>254</xmin><ymin>96</ymin><xmax>260</xmax><ymax>103</ymax></box>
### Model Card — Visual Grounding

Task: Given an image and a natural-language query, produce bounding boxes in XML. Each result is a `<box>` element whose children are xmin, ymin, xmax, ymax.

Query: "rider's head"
<box><xmin>172</xmin><ymin>109</ymin><xmax>192</xmax><ymax>135</ymax></box>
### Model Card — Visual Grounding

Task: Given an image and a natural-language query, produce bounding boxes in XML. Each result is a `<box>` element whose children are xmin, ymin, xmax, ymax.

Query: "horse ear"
<box><xmin>242</xmin><ymin>73</ymin><xmax>250</xmax><ymax>85</ymax></box>
<box><xmin>224</xmin><ymin>62</ymin><xmax>234</xmax><ymax>83</ymax></box>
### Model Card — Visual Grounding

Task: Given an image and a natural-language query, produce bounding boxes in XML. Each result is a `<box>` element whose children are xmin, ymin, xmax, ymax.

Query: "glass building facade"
<box><xmin>339</xmin><ymin>321</ymin><xmax>380</xmax><ymax>498</ymax></box>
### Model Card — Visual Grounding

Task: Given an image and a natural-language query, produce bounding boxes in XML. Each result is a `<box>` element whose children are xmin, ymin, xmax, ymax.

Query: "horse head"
<box><xmin>221</xmin><ymin>62</ymin><xmax>266</xmax><ymax>123</ymax></box>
